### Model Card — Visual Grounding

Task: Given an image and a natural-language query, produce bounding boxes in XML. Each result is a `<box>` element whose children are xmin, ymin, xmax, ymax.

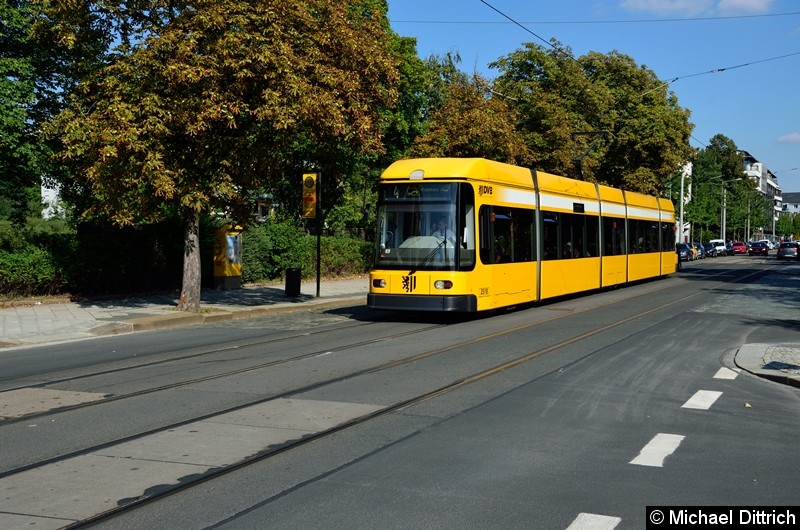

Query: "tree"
<box><xmin>410</xmin><ymin>55</ymin><xmax>530</xmax><ymax>165</ymax></box>
<box><xmin>491</xmin><ymin>41</ymin><xmax>694</xmax><ymax>194</ymax></box>
<box><xmin>1</xmin><ymin>0</ymin><xmax>109</xmax><ymax>223</ymax></box>
<box><xmin>45</xmin><ymin>0</ymin><xmax>400</xmax><ymax>310</ymax></box>
<box><xmin>688</xmin><ymin>134</ymin><xmax>776</xmax><ymax>241</ymax></box>
<box><xmin>1</xmin><ymin>0</ymin><xmax>51</xmax><ymax>222</ymax></box>
<box><xmin>776</xmin><ymin>212</ymin><xmax>796</xmax><ymax>240</ymax></box>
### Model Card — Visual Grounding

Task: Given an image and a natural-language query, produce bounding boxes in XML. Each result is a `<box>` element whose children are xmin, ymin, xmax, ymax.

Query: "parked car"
<box><xmin>709</xmin><ymin>239</ymin><xmax>727</xmax><ymax>256</ymax></box>
<box><xmin>693</xmin><ymin>242</ymin><xmax>705</xmax><ymax>259</ymax></box>
<box><xmin>776</xmin><ymin>241</ymin><xmax>799</xmax><ymax>260</ymax></box>
<box><xmin>731</xmin><ymin>241</ymin><xmax>747</xmax><ymax>254</ymax></box>
<box><xmin>703</xmin><ymin>242</ymin><xmax>717</xmax><ymax>257</ymax></box>
<box><xmin>676</xmin><ymin>243</ymin><xmax>693</xmax><ymax>262</ymax></box>
<box><xmin>748</xmin><ymin>241</ymin><xmax>769</xmax><ymax>256</ymax></box>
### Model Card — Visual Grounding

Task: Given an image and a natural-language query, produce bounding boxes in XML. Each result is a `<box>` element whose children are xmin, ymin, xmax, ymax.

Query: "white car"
<box><xmin>709</xmin><ymin>239</ymin><xmax>727</xmax><ymax>256</ymax></box>
<box><xmin>757</xmin><ymin>239</ymin><xmax>775</xmax><ymax>250</ymax></box>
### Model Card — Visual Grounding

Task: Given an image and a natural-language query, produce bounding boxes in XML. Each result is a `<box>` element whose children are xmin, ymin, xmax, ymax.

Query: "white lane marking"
<box><xmin>630</xmin><ymin>433</ymin><xmax>685</xmax><ymax>467</ymax></box>
<box><xmin>566</xmin><ymin>513</ymin><xmax>621</xmax><ymax>529</ymax></box>
<box><xmin>681</xmin><ymin>390</ymin><xmax>723</xmax><ymax>410</ymax></box>
<box><xmin>713</xmin><ymin>367</ymin><xmax>739</xmax><ymax>380</ymax></box>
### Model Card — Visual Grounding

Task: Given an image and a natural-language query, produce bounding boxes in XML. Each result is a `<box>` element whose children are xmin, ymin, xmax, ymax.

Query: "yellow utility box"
<box><xmin>213</xmin><ymin>226</ymin><xmax>242</xmax><ymax>290</ymax></box>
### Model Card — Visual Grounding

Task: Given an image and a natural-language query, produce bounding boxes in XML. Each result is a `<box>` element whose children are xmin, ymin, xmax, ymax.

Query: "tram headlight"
<box><xmin>434</xmin><ymin>280</ymin><xmax>453</xmax><ymax>290</ymax></box>
<box><xmin>372</xmin><ymin>279</ymin><xmax>387</xmax><ymax>288</ymax></box>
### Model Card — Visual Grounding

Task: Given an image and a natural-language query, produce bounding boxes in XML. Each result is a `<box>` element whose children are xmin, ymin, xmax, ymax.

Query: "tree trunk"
<box><xmin>177</xmin><ymin>207</ymin><xmax>202</xmax><ymax>312</ymax></box>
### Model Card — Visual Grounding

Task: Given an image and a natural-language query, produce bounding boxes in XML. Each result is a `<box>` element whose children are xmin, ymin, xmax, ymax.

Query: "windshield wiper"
<box><xmin>408</xmin><ymin>237</ymin><xmax>449</xmax><ymax>275</ymax></box>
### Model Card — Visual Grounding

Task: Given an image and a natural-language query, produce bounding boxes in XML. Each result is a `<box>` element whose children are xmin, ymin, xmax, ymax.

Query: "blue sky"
<box><xmin>386</xmin><ymin>0</ymin><xmax>800</xmax><ymax>192</ymax></box>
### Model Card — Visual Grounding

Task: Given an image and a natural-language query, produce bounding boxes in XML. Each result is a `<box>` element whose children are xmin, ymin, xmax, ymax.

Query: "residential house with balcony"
<box><xmin>781</xmin><ymin>192</ymin><xmax>800</xmax><ymax>215</ymax></box>
<box><xmin>741</xmin><ymin>151</ymin><xmax>782</xmax><ymax>240</ymax></box>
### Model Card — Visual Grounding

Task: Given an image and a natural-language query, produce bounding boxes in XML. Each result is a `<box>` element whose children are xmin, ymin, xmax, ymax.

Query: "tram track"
<box><xmin>0</xmin><ymin>319</ymin><xmax>446</xmax><ymax>425</ymax></box>
<box><xmin>0</xmin><ymin>271</ymin><xmax>689</xmax><ymax>427</ymax></box>
<box><xmin>0</xmin><ymin>264</ymin><xmax>769</xmax><ymax>528</ymax></box>
<box><xmin>0</xmin><ymin>318</ymin><xmax>377</xmax><ymax>389</ymax></box>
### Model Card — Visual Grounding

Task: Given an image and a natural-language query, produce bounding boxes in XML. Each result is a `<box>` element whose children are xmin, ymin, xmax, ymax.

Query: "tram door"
<box><xmin>479</xmin><ymin>205</ymin><xmax>537</xmax><ymax>309</ymax></box>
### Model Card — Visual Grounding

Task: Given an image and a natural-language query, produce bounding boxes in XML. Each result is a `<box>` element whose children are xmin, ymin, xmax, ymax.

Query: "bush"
<box><xmin>0</xmin><ymin>217</ymin><xmax>372</xmax><ymax>297</ymax></box>
<box><xmin>241</xmin><ymin>221</ymin><xmax>371</xmax><ymax>283</ymax></box>
<box><xmin>0</xmin><ymin>221</ymin><xmax>72</xmax><ymax>297</ymax></box>
<box><xmin>0</xmin><ymin>246</ymin><xmax>65</xmax><ymax>296</ymax></box>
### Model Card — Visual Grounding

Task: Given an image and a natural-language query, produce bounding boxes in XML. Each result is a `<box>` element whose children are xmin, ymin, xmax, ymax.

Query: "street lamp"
<box><xmin>678</xmin><ymin>163</ymin><xmax>691</xmax><ymax>243</ymax></box>
<box><xmin>708</xmin><ymin>175</ymin><xmax>726</xmax><ymax>241</ymax></box>
<box><xmin>679</xmin><ymin>170</ymin><xmax>685</xmax><ymax>243</ymax></box>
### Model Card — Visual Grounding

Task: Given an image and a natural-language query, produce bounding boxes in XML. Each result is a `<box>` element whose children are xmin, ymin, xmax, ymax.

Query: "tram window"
<box><xmin>602</xmin><ymin>216</ymin><xmax>625</xmax><ymax>256</ymax></box>
<box><xmin>479</xmin><ymin>206</ymin><xmax>535</xmax><ymax>264</ymax></box>
<box><xmin>543</xmin><ymin>211</ymin><xmax>599</xmax><ymax>259</ymax></box>
<box><xmin>542</xmin><ymin>212</ymin><xmax>559</xmax><ymax>260</ymax></box>
<box><xmin>660</xmin><ymin>222</ymin><xmax>675</xmax><ymax>251</ymax></box>
<box><xmin>628</xmin><ymin>219</ymin><xmax>659</xmax><ymax>254</ymax></box>
<box><xmin>628</xmin><ymin>220</ymin><xmax>642</xmax><ymax>254</ymax></box>
<box><xmin>459</xmin><ymin>186</ymin><xmax>476</xmax><ymax>268</ymax></box>
<box><xmin>559</xmin><ymin>213</ymin><xmax>582</xmax><ymax>258</ymax></box>
<box><xmin>585</xmin><ymin>216</ymin><xmax>599</xmax><ymax>257</ymax></box>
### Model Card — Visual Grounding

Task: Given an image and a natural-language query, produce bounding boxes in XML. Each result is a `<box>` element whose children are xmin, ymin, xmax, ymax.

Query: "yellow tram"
<box><xmin>367</xmin><ymin>158</ymin><xmax>677</xmax><ymax>312</ymax></box>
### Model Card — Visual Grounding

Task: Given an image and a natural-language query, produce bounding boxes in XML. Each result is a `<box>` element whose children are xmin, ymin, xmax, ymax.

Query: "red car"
<box><xmin>731</xmin><ymin>241</ymin><xmax>747</xmax><ymax>254</ymax></box>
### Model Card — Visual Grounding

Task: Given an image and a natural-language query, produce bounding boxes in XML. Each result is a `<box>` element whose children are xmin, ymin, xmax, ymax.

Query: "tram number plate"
<box><xmin>480</xmin><ymin>287</ymin><xmax>489</xmax><ymax>295</ymax></box>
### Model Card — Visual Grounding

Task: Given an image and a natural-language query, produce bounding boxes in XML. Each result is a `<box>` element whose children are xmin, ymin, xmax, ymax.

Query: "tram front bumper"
<box><xmin>367</xmin><ymin>293</ymin><xmax>477</xmax><ymax>312</ymax></box>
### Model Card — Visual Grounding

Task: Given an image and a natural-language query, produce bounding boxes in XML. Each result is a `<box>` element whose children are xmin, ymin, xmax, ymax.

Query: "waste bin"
<box><xmin>285</xmin><ymin>268</ymin><xmax>301</xmax><ymax>297</ymax></box>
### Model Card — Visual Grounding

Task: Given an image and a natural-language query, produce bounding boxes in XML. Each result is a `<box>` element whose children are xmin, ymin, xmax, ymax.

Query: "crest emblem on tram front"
<box><xmin>402</xmin><ymin>275</ymin><xmax>417</xmax><ymax>293</ymax></box>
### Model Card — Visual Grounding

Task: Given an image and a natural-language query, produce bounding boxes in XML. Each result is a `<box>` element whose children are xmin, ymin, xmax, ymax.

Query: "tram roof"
<box><xmin>381</xmin><ymin>158</ymin><xmax>673</xmax><ymax>212</ymax></box>
<box><xmin>383</xmin><ymin>158</ymin><xmax>600</xmax><ymax>199</ymax></box>
<box><xmin>381</xmin><ymin>158</ymin><xmax>535</xmax><ymax>188</ymax></box>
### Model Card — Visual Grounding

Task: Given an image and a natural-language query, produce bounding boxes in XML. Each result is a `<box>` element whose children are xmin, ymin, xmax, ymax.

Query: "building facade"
<box><xmin>741</xmin><ymin>151</ymin><xmax>782</xmax><ymax>240</ymax></box>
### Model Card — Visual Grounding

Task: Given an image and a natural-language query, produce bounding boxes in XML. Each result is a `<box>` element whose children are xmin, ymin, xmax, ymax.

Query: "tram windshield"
<box><xmin>374</xmin><ymin>182</ymin><xmax>475</xmax><ymax>271</ymax></box>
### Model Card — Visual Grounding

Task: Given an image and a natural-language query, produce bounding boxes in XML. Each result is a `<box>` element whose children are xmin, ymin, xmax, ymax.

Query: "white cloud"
<box><xmin>619</xmin><ymin>0</ymin><xmax>714</xmax><ymax>15</ymax></box>
<box><xmin>778</xmin><ymin>133</ymin><xmax>800</xmax><ymax>144</ymax></box>
<box><xmin>619</xmin><ymin>0</ymin><xmax>773</xmax><ymax>15</ymax></box>
<box><xmin>717</xmin><ymin>0</ymin><xmax>774</xmax><ymax>14</ymax></box>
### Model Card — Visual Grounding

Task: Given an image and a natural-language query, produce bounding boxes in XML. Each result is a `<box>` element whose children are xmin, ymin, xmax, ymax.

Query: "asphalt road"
<box><xmin>1</xmin><ymin>257</ymin><xmax>798</xmax><ymax>530</ymax></box>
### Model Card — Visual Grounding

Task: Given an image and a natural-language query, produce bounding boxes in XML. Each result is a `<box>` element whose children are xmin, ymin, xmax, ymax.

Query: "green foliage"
<box><xmin>491</xmin><ymin>42</ymin><xmax>694</xmax><ymax>193</ymax></box>
<box><xmin>687</xmin><ymin>135</ymin><xmax>777</xmax><ymax>241</ymax></box>
<box><xmin>410</xmin><ymin>70</ymin><xmax>531</xmax><ymax>165</ymax></box>
<box><xmin>776</xmin><ymin>213</ymin><xmax>798</xmax><ymax>239</ymax></box>
<box><xmin>41</xmin><ymin>0</ymin><xmax>400</xmax><ymax>309</ymax></box>
<box><xmin>1</xmin><ymin>0</ymin><xmax>44</xmax><ymax>223</ymax></box>
<box><xmin>46</xmin><ymin>0</ymin><xmax>400</xmax><ymax>229</ymax></box>
<box><xmin>241</xmin><ymin>221</ymin><xmax>370</xmax><ymax>283</ymax></box>
<box><xmin>0</xmin><ymin>216</ymin><xmax>371</xmax><ymax>297</ymax></box>
<box><xmin>0</xmin><ymin>246</ymin><xmax>64</xmax><ymax>296</ymax></box>
<box><xmin>0</xmin><ymin>220</ymin><xmax>70</xmax><ymax>295</ymax></box>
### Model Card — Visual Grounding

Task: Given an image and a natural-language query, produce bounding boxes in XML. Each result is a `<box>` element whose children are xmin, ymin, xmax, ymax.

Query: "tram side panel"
<box><xmin>477</xmin><ymin>187</ymin><xmax>539</xmax><ymax>309</ymax></box>
<box><xmin>540</xmin><ymin>258</ymin><xmax>601</xmax><ymax>300</ymax></box>
<box><xmin>658</xmin><ymin>197</ymin><xmax>678</xmax><ymax>276</ymax></box>
<box><xmin>624</xmin><ymin>191</ymin><xmax>663</xmax><ymax>282</ymax></box>
<box><xmin>597</xmin><ymin>185</ymin><xmax>628</xmax><ymax>288</ymax></box>
<box><xmin>535</xmin><ymin>173</ymin><xmax>603</xmax><ymax>300</ymax></box>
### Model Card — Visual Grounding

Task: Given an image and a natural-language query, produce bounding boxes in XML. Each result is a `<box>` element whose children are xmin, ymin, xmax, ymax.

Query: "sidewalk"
<box><xmin>735</xmin><ymin>343</ymin><xmax>800</xmax><ymax>389</ymax></box>
<box><xmin>0</xmin><ymin>276</ymin><xmax>369</xmax><ymax>349</ymax></box>
<box><xmin>0</xmin><ymin>277</ymin><xmax>798</xmax><ymax>389</ymax></box>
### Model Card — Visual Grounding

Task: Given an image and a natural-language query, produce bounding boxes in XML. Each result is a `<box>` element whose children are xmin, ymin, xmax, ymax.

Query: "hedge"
<box><xmin>0</xmin><ymin>219</ymin><xmax>372</xmax><ymax>297</ymax></box>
